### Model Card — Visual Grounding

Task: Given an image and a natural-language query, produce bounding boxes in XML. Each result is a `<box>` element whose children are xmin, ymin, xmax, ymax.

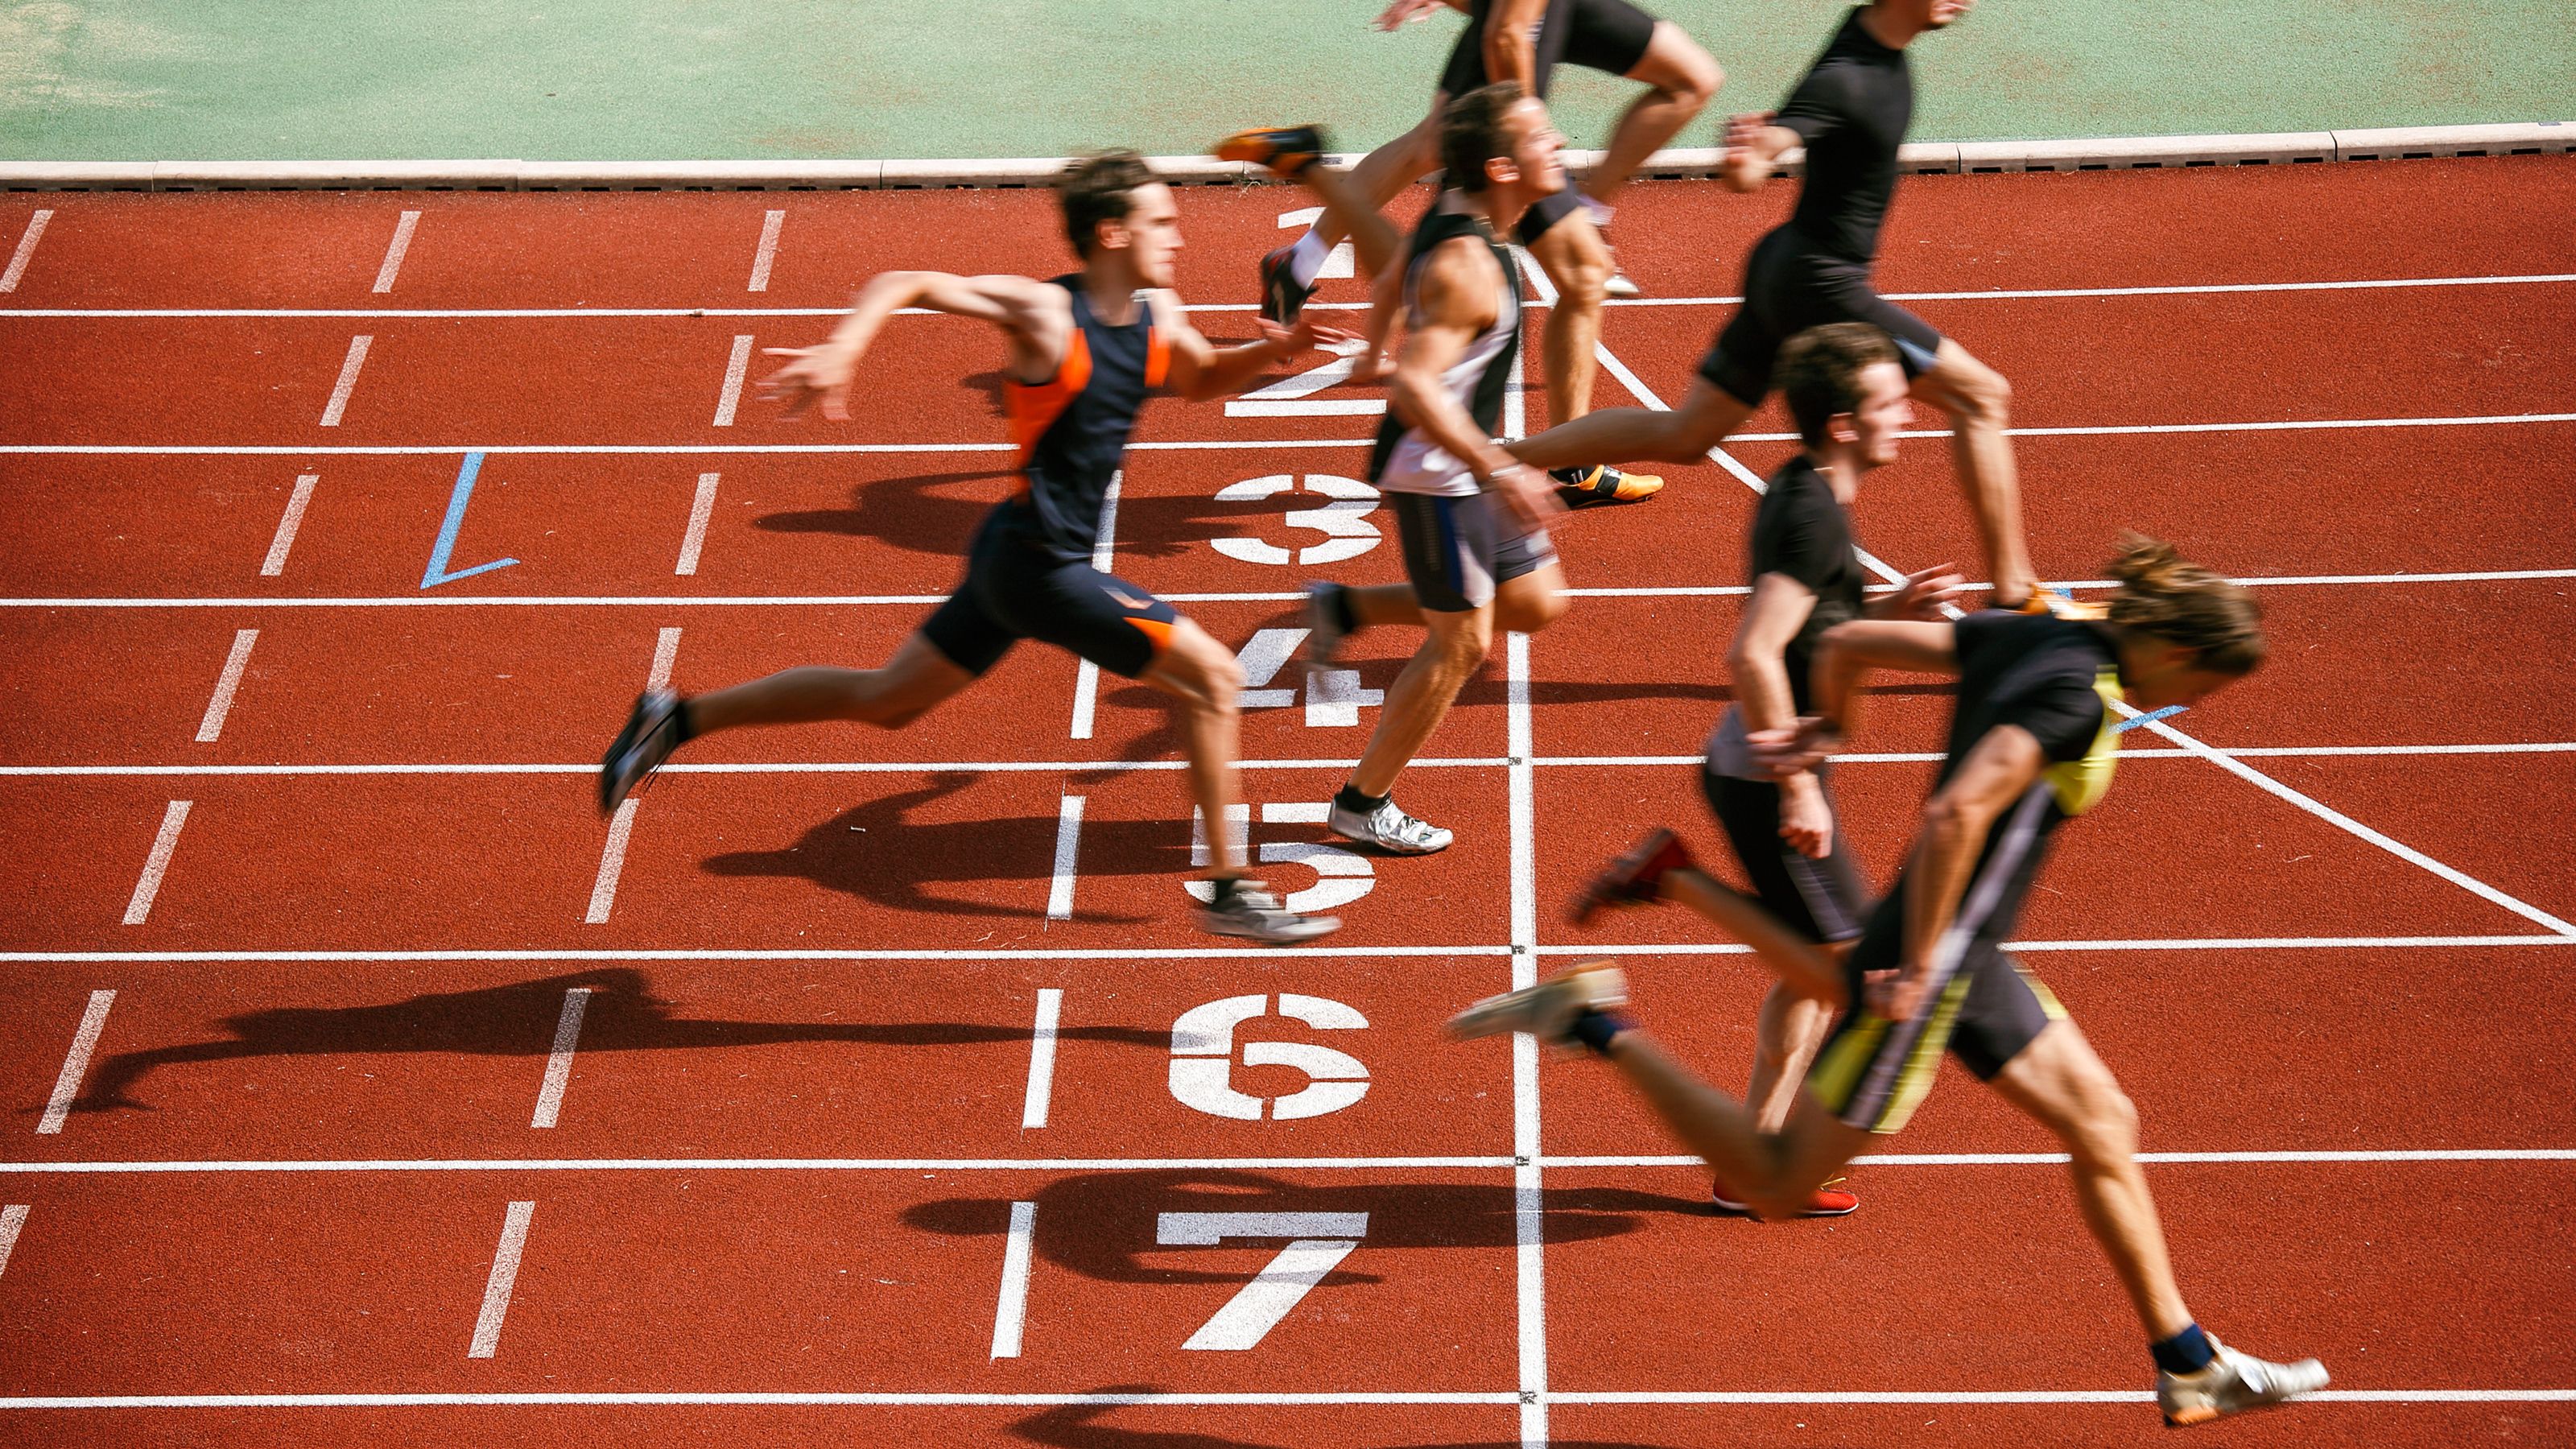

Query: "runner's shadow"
<box><xmin>64</xmin><ymin>966</ymin><xmax>1164</xmax><ymax>1116</ymax></box>
<box><xmin>1012</xmin><ymin>1393</ymin><xmax>1674</xmax><ymax>1448</ymax></box>
<box><xmin>700</xmin><ymin>772</ymin><xmax>1180</xmax><ymax>920</ymax></box>
<box><xmin>754</xmin><ymin>467</ymin><xmax>1010</xmax><ymax>557</ymax></box>
<box><xmin>902</xmin><ymin>1169</ymin><xmax>1704</xmax><ymax>1286</ymax></box>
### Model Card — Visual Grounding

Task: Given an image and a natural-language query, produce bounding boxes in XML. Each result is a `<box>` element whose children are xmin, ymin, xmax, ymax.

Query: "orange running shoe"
<box><xmin>1216</xmin><ymin>125</ymin><xmax>1327</xmax><ymax>179</ymax></box>
<box><xmin>1552</xmin><ymin>463</ymin><xmax>1664</xmax><ymax>508</ymax></box>
<box><xmin>2017</xmin><ymin>588</ymin><xmax>2107</xmax><ymax>621</ymax></box>
<box><xmin>1711</xmin><ymin>1175</ymin><xmax>1860</xmax><ymax>1218</ymax></box>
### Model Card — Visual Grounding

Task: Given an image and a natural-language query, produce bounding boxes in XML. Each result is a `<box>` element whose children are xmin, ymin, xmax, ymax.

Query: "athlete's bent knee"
<box><xmin>1645</xmin><ymin>27</ymin><xmax>1724</xmax><ymax>108</ymax></box>
<box><xmin>2066</xmin><ymin>1082</ymin><xmax>2140</xmax><ymax>1166</ymax></box>
<box><xmin>1496</xmin><ymin>587</ymin><xmax>1567</xmax><ymax>635</ymax></box>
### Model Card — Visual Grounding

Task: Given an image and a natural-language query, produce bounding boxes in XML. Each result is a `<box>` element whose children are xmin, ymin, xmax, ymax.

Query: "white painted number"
<box><xmin>1212</xmin><ymin>474</ymin><xmax>1381</xmax><ymax>567</ymax></box>
<box><xmin>1232</xmin><ymin>627</ymin><xmax>1384</xmax><ymax>729</ymax></box>
<box><xmin>1156</xmin><ymin>1211</ymin><xmax>1368</xmax><ymax>1351</ymax></box>
<box><xmin>1185</xmin><ymin>803</ymin><xmax>1374</xmax><ymax>911</ymax></box>
<box><xmin>1168</xmin><ymin>993</ymin><xmax>1371</xmax><ymax>1121</ymax></box>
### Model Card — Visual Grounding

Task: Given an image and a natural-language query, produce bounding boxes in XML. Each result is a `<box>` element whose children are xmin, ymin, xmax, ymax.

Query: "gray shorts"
<box><xmin>1386</xmin><ymin>490</ymin><xmax>1558</xmax><ymax>612</ymax></box>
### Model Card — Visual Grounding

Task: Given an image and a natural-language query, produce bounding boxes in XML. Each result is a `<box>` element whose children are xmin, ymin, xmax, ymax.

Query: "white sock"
<box><xmin>1285</xmin><ymin>229</ymin><xmax>1332</xmax><ymax>287</ymax></box>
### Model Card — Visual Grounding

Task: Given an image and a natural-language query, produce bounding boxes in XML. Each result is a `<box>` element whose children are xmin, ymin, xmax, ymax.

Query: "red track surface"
<box><xmin>1</xmin><ymin>157</ymin><xmax>2572</xmax><ymax>1446</ymax></box>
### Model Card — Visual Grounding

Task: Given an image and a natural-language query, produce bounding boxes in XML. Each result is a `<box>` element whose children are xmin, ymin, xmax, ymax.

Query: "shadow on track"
<box><xmin>65</xmin><ymin>965</ymin><xmax>1162</xmax><ymax>1115</ymax></box>
<box><xmin>1011</xmin><ymin>1391</ymin><xmax>1674</xmax><ymax>1449</ymax></box>
<box><xmin>902</xmin><ymin>1168</ymin><xmax>1707</xmax><ymax>1286</ymax></box>
<box><xmin>755</xmin><ymin>467</ymin><xmax>1009</xmax><ymax>557</ymax></box>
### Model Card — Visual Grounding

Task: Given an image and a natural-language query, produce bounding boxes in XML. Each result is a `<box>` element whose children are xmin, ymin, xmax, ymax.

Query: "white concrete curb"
<box><xmin>2</xmin><ymin>122</ymin><xmax>2566</xmax><ymax>192</ymax></box>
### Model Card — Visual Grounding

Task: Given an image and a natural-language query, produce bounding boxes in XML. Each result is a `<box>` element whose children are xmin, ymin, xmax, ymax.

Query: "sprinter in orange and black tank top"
<box><xmin>599</xmin><ymin>152</ymin><xmax>1353</xmax><ymax>943</ymax></box>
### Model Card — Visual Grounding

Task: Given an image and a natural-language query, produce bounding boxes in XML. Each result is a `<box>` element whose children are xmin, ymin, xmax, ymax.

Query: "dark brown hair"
<box><xmin>2106</xmin><ymin>535</ymin><xmax>2267</xmax><ymax>675</ymax></box>
<box><xmin>1441</xmin><ymin>82</ymin><xmax>1527</xmax><ymax>194</ymax></box>
<box><xmin>1057</xmin><ymin>150</ymin><xmax>1159</xmax><ymax>259</ymax></box>
<box><xmin>1777</xmin><ymin>322</ymin><xmax>1900</xmax><ymax>448</ymax></box>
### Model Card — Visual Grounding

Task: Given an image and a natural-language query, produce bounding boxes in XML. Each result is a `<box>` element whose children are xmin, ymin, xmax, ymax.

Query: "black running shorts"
<box><xmin>1387</xmin><ymin>489</ymin><xmax>1558</xmax><ymax>613</ymax></box>
<box><xmin>1702</xmin><ymin>768</ymin><xmax>1868</xmax><ymax>945</ymax></box>
<box><xmin>922</xmin><ymin>504</ymin><xmax>1180</xmax><ymax>679</ymax></box>
<box><xmin>1698</xmin><ymin>225</ymin><xmax>1945</xmax><ymax>407</ymax></box>
<box><xmin>1439</xmin><ymin>0</ymin><xmax>1661</xmax><ymax>100</ymax></box>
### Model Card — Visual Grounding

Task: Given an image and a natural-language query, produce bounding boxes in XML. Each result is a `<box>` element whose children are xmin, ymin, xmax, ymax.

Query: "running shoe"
<box><xmin>599</xmin><ymin>690</ymin><xmax>684</xmax><ymax>814</ymax></box>
<box><xmin>2157</xmin><ymin>1338</ymin><xmax>2330</xmax><ymax>1427</ymax></box>
<box><xmin>1569</xmin><ymin>828</ymin><xmax>1694</xmax><ymax>924</ymax></box>
<box><xmin>1449</xmin><ymin>960</ymin><xmax>1629</xmax><ymax>1045</ymax></box>
<box><xmin>1711</xmin><ymin>1175</ymin><xmax>1860</xmax><ymax>1218</ymax></box>
<box><xmin>1216</xmin><ymin>125</ymin><xmax>1327</xmax><ymax>180</ymax></box>
<box><xmin>1304</xmin><ymin>580</ymin><xmax>1350</xmax><ymax>668</ymax></box>
<box><xmin>1193</xmin><ymin>879</ymin><xmax>1343</xmax><ymax>943</ymax></box>
<box><xmin>1602</xmin><ymin>242</ymin><xmax>1642</xmax><ymax>299</ymax></box>
<box><xmin>1550</xmin><ymin>463</ymin><xmax>1665</xmax><ymax>509</ymax></box>
<box><xmin>1254</xmin><ymin>244</ymin><xmax>1316</xmax><ymax>324</ymax></box>
<box><xmin>2016</xmin><ymin>588</ymin><xmax>2107</xmax><ymax>621</ymax></box>
<box><xmin>1328</xmin><ymin>795</ymin><xmax>1452</xmax><ymax>855</ymax></box>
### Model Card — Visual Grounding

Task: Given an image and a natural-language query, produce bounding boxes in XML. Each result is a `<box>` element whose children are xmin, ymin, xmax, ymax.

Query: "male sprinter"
<box><xmin>1457</xmin><ymin>541</ymin><xmax>2330</xmax><ymax>1426</ymax></box>
<box><xmin>599</xmin><ymin>153</ymin><xmax>1348</xmax><ymax>943</ymax></box>
<box><xmin>1571</xmin><ymin>322</ymin><xmax>1963</xmax><ymax>1216</ymax></box>
<box><xmin>1506</xmin><ymin>0</ymin><xmax>2041</xmax><ymax>609</ymax></box>
<box><xmin>1257</xmin><ymin>0</ymin><xmax>1725</xmax><ymax>509</ymax></box>
<box><xmin>1226</xmin><ymin>86</ymin><xmax>1568</xmax><ymax>857</ymax></box>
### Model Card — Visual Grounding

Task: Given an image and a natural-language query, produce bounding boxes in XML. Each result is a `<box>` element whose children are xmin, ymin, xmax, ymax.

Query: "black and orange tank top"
<box><xmin>1000</xmin><ymin>275</ymin><xmax>1169</xmax><ymax>559</ymax></box>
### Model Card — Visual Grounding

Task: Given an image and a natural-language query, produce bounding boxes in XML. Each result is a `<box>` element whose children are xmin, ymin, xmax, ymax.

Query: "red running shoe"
<box><xmin>1711</xmin><ymin>1176</ymin><xmax>1859</xmax><ymax>1218</ymax></box>
<box><xmin>1568</xmin><ymin>828</ymin><xmax>1693</xmax><ymax>924</ymax></box>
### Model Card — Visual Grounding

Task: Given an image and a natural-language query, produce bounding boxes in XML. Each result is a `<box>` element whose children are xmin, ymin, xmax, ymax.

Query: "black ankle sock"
<box><xmin>1325</xmin><ymin>585</ymin><xmax>1359</xmax><ymax>635</ymax></box>
<box><xmin>1568</xmin><ymin>1009</ymin><xmax>1629</xmax><ymax>1056</ymax></box>
<box><xmin>2151</xmin><ymin>1323</ymin><xmax>2215</xmax><ymax>1375</ymax></box>
<box><xmin>1334</xmin><ymin>784</ymin><xmax>1389</xmax><ymax>815</ymax></box>
<box><xmin>670</xmin><ymin>696</ymin><xmax>697</xmax><ymax>743</ymax></box>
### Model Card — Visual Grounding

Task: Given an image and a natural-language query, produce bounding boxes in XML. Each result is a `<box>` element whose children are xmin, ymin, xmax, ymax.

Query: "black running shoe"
<box><xmin>1255</xmin><ymin>244</ymin><xmax>1315</xmax><ymax>324</ymax></box>
<box><xmin>599</xmin><ymin>690</ymin><xmax>683</xmax><ymax>814</ymax></box>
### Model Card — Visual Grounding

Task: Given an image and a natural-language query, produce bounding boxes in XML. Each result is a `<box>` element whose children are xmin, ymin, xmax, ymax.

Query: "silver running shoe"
<box><xmin>1193</xmin><ymin>880</ymin><xmax>1342</xmax><ymax>943</ymax></box>
<box><xmin>1449</xmin><ymin>960</ymin><xmax>1629</xmax><ymax>1044</ymax></box>
<box><xmin>1329</xmin><ymin>796</ymin><xmax>1452</xmax><ymax>855</ymax></box>
<box><xmin>1303</xmin><ymin>580</ymin><xmax>1349</xmax><ymax>669</ymax></box>
<box><xmin>2157</xmin><ymin>1337</ymin><xmax>2329</xmax><ymax>1427</ymax></box>
<box><xmin>599</xmin><ymin>690</ymin><xmax>683</xmax><ymax>814</ymax></box>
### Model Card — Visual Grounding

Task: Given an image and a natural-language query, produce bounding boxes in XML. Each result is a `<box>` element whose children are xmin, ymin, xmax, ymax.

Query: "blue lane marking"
<box><xmin>2115</xmin><ymin>704</ymin><xmax>2187</xmax><ymax>733</ymax></box>
<box><xmin>419</xmin><ymin>451</ymin><xmax>519</xmax><ymax>588</ymax></box>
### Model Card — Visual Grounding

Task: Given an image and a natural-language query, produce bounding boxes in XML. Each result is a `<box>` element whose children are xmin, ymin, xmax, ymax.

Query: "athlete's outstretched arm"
<box><xmin>759</xmin><ymin>270</ymin><xmax>1067</xmax><ymax>420</ymax></box>
<box><xmin>1728</xmin><ymin>572</ymin><xmax>1831</xmax><ymax>856</ymax></box>
<box><xmin>1765</xmin><ymin>618</ymin><xmax>1959</xmax><ymax>771</ymax></box>
<box><xmin>1887</xmin><ymin>726</ymin><xmax>2044</xmax><ymax>1019</ymax></box>
<box><xmin>1718</xmin><ymin>111</ymin><xmax>1803</xmax><ymax>194</ymax></box>
<box><xmin>1391</xmin><ymin>238</ymin><xmax>1561</xmax><ymax>530</ymax></box>
<box><xmin>1150</xmin><ymin>292</ymin><xmax>1355</xmax><ymax>402</ymax></box>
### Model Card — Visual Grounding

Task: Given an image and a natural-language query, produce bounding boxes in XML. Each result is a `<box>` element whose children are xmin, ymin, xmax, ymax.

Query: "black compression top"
<box><xmin>1000</xmin><ymin>276</ymin><xmax>1168</xmax><ymax>561</ymax></box>
<box><xmin>1775</xmin><ymin>6</ymin><xmax>1913</xmax><ymax>265</ymax></box>
<box><xmin>1749</xmin><ymin>456</ymin><xmax>1865</xmax><ymax>714</ymax></box>
<box><xmin>1940</xmin><ymin>611</ymin><xmax>2126</xmax><ymax>824</ymax></box>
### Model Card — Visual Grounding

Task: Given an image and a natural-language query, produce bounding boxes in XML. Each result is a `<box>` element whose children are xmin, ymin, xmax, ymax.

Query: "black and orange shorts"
<box><xmin>923</xmin><ymin>504</ymin><xmax>1179</xmax><ymax>679</ymax></box>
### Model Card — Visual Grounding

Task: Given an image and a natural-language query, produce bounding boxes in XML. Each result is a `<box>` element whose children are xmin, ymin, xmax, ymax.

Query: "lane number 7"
<box><xmin>1155</xmin><ymin>1211</ymin><xmax>1369</xmax><ymax>1351</ymax></box>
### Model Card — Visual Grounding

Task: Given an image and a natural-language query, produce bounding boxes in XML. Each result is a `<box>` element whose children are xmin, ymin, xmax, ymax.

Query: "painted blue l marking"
<box><xmin>2115</xmin><ymin>704</ymin><xmax>2188</xmax><ymax>733</ymax></box>
<box><xmin>420</xmin><ymin>451</ymin><xmax>519</xmax><ymax>588</ymax></box>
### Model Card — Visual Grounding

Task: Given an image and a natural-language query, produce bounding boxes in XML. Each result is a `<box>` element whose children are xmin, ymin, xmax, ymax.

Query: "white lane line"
<box><xmin>316</xmin><ymin>335</ymin><xmax>373</xmax><ymax>427</ymax></box>
<box><xmin>585</xmin><ymin>800</ymin><xmax>639</xmax><ymax>924</ymax></box>
<box><xmin>646</xmin><ymin>626</ymin><xmax>682</xmax><ymax>694</ymax></box>
<box><xmin>989</xmin><ymin>1200</ymin><xmax>1038</xmax><ymax>1358</ymax></box>
<box><xmin>466</xmin><ymin>1200</ymin><xmax>537</xmax><ymax>1358</ymax></box>
<box><xmin>192</xmin><ymin>629</ymin><xmax>260</xmax><ymax>742</ymax></box>
<box><xmin>0</xmin><ymin>1203</ymin><xmax>25</xmax><ymax>1274</ymax></box>
<box><xmin>1509</xmin><ymin>636</ymin><xmax>1548</xmax><ymax>1449</ymax></box>
<box><xmin>259</xmin><ymin>473</ymin><xmax>320</xmax><ymax>576</ymax></box>
<box><xmin>122</xmin><ymin>801</ymin><xmax>192</xmax><ymax>925</ymax></box>
<box><xmin>36</xmin><ymin>990</ymin><xmax>117</xmax><ymax>1135</ymax></box>
<box><xmin>10</xmin><ymin>270</ymin><xmax>2572</xmax><ymax>319</ymax></box>
<box><xmin>674</xmin><ymin>471</ymin><xmax>720</xmax><ymax>576</ymax></box>
<box><xmin>529</xmin><ymin>988</ymin><xmax>592</xmax><ymax>1129</ymax></box>
<box><xmin>0</xmin><ymin>1388</ymin><xmax>2562</xmax><ymax>1409</ymax></box>
<box><xmin>746</xmin><ymin>211</ymin><xmax>785</xmax><ymax>293</ymax></box>
<box><xmin>1046</xmin><ymin>797</ymin><xmax>1084</xmax><ymax>921</ymax></box>
<box><xmin>13</xmin><ymin>411</ymin><xmax>2568</xmax><ymax>459</ymax></box>
<box><xmin>1067</xmin><ymin>470</ymin><xmax>1122</xmax><ymax>740</ymax></box>
<box><xmin>370</xmin><ymin>211</ymin><xmax>421</xmax><ymax>294</ymax></box>
<box><xmin>10</xmin><ymin>934</ymin><xmax>2566</xmax><ymax>967</ymax></box>
<box><xmin>1020</xmin><ymin>990</ymin><xmax>1063</xmax><ymax>1129</ymax></box>
<box><xmin>711</xmin><ymin>335</ymin><xmax>753</xmax><ymax>427</ymax></box>
<box><xmin>1</xmin><ymin>210</ymin><xmax>53</xmax><ymax>292</ymax></box>
<box><xmin>6</xmin><ymin>1147</ymin><xmax>2569</xmax><ymax>1176</ymax></box>
<box><xmin>6</xmin><ymin>740</ymin><xmax>2574</xmax><ymax>778</ymax></box>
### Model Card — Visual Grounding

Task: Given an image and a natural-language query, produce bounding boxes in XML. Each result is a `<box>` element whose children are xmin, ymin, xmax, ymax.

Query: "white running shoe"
<box><xmin>1448</xmin><ymin>961</ymin><xmax>1629</xmax><ymax>1045</ymax></box>
<box><xmin>2157</xmin><ymin>1337</ymin><xmax>2330</xmax><ymax>1427</ymax></box>
<box><xmin>1192</xmin><ymin>880</ymin><xmax>1341</xmax><ymax>943</ymax></box>
<box><xmin>1328</xmin><ymin>796</ymin><xmax>1452</xmax><ymax>855</ymax></box>
<box><xmin>1304</xmin><ymin>580</ymin><xmax>1348</xmax><ymax>669</ymax></box>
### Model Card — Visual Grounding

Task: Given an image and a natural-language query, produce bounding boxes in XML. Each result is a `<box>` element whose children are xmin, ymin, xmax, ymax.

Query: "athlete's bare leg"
<box><xmin>1986</xmin><ymin>1015</ymin><xmax>2194</xmax><ymax>1339</ymax></box>
<box><xmin>1507</xmin><ymin>376</ymin><xmax>1754</xmax><ymax>473</ymax></box>
<box><xmin>1746</xmin><ymin>983</ymin><xmax>1835</xmax><ymax>1133</ymax></box>
<box><xmin>1524</xmin><ymin>213</ymin><xmax>1612</xmax><ymax>423</ymax></box>
<box><xmin>1306</xmin><ymin>103</ymin><xmax>1445</xmax><ymax>252</ymax></box>
<box><xmin>683</xmin><ymin>631</ymin><xmax>976</xmax><ymax>734</ymax></box>
<box><xmin>1141</xmin><ymin>617</ymin><xmax>1253</xmax><ymax>877</ymax></box>
<box><xmin>1912</xmin><ymin>337</ymin><xmax>2037</xmax><ymax>609</ymax></box>
<box><xmin>1286</xmin><ymin>151</ymin><xmax>1402</xmax><ymax>279</ymax></box>
<box><xmin>1348</xmin><ymin>559</ymin><xmax>1565</xmax><ymax>797</ymax></box>
<box><xmin>1588</xmin><ymin>23</ymin><xmax>1723</xmax><ymax>204</ymax></box>
<box><xmin>1602</xmin><ymin>1026</ymin><xmax>1872</xmax><ymax>1221</ymax></box>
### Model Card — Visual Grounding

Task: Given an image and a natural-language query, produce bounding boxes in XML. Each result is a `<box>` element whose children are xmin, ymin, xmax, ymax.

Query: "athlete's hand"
<box><xmin>1779</xmin><ymin>772</ymin><xmax>1834</xmax><ymax>859</ymax></box>
<box><xmin>1882</xmin><ymin>562</ymin><xmax>1970</xmax><ymax>621</ymax></box>
<box><xmin>1720</xmin><ymin>112</ymin><xmax>1778</xmax><ymax>194</ymax></box>
<box><xmin>1751</xmin><ymin>716</ymin><xmax>1840</xmax><ymax>778</ymax></box>
<box><xmin>1346</xmin><ymin>345</ymin><xmax>1398</xmax><ymax>387</ymax></box>
<box><xmin>1489</xmin><ymin>462</ymin><xmax>1564</xmax><ymax>534</ymax></box>
<box><xmin>1865</xmin><ymin>966</ymin><xmax>1930</xmax><ymax>1022</ymax></box>
<box><xmin>758</xmin><ymin>341</ymin><xmax>861</xmax><ymax>421</ymax></box>
<box><xmin>1257</xmin><ymin>316</ymin><xmax>1364</xmax><ymax>357</ymax></box>
<box><xmin>1373</xmin><ymin>0</ymin><xmax>1455</xmax><ymax>31</ymax></box>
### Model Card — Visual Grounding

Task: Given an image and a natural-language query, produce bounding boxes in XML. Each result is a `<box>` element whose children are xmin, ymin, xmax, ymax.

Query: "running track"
<box><xmin>0</xmin><ymin>157</ymin><xmax>2571</xmax><ymax>1447</ymax></box>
